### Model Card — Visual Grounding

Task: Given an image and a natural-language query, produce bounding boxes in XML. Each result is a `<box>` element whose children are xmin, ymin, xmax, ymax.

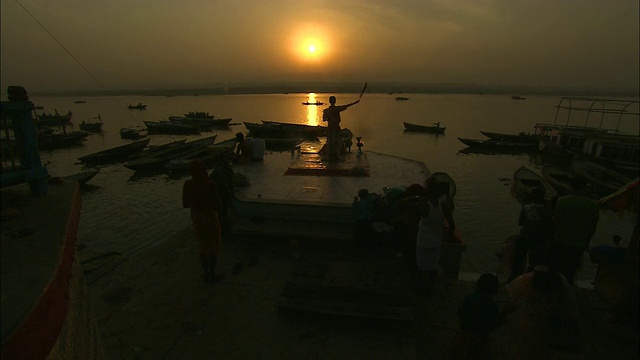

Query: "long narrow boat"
<box><xmin>511</xmin><ymin>166</ymin><xmax>557</xmax><ymax>204</ymax></box>
<box><xmin>36</xmin><ymin>111</ymin><xmax>72</xmax><ymax>127</ymax></box>
<box><xmin>39</xmin><ymin>131</ymin><xmax>89</xmax><ymax>150</ymax></box>
<box><xmin>78</xmin><ymin>138</ymin><xmax>151</xmax><ymax>164</ymax></box>
<box><xmin>144</xmin><ymin>121</ymin><xmax>200</xmax><ymax>135</ymax></box>
<box><xmin>571</xmin><ymin>157</ymin><xmax>632</xmax><ymax>198</ymax></box>
<box><xmin>164</xmin><ymin>138</ymin><xmax>236</xmax><ymax>172</ymax></box>
<box><xmin>61</xmin><ymin>169</ymin><xmax>100</xmax><ymax>185</ymax></box>
<box><xmin>302</xmin><ymin>102</ymin><xmax>324</xmax><ymax>105</ymax></box>
<box><xmin>541</xmin><ymin>165</ymin><xmax>574</xmax><ymax>196</ymax></box>
<box><xmin>458</xmin><ymin>137</ymin><xmax>537</xmax><ymax>152</ymax></box>
<box><xmin>168</xmin><ymin>116</ymin><xmax>232</xmax><ymax>128</ymax></box>
<box><xmin>403</xmin><ymin>122</ymin><xmax>445</xmax><ymax>134</ymax></box>
<box><xmin>480</xmin><ymin>131</ymin><xmax>536</xmax><ymax>143</ymax></box>
<box><xmin>261</xmin><ymin>120</ymin><xmax>327</xmax><ymax>137</ymax></box>
<box><xmin>125</xmin><ymin>135</ymin><xmax>216</xmax><ymax>171</ymax></box>
<box><xmin>120</xmin><ymin>128</ymin><xmax>146</xmax><ymax>140</ymax></box>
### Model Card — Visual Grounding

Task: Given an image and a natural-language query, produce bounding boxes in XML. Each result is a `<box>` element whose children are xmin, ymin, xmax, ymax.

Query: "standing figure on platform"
<box><xmin>549</xmin><ymin>176</ymin><xmax>599</xmax><ymax>284</ymax></box>
<box><xmin>415</xmin><ymin>177</ymin><xmax>455</xmax><ymax>293</ymax></box>
<box><xmin>183</xmin><ymin>159</ymin><xmax>224</xmax><ymax>283</ymax></box>
<box><xmin>322</xmin><ymin>96</ymin><xmax>359</xmax><ymax>161</ymax></box>
<box><xmin>509</xmin><ymin>187</ymin><xmax>553</xmax><ymax>282</ymax></box>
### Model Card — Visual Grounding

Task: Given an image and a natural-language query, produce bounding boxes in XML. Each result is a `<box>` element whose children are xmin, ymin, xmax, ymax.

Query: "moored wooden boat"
<box><xmin>62</xmin><ymin>170</ymin><xmax>99</xmax><ymax>185</ymax></box>
<box><xmin>169</xmin><ymin>116</ymin><xmax>232</xmax><ymax>128</ymax></box>
<box><xmin>36</xmin><ymin>111</ymin><xmax>72</xmax><ymax>127</ymax></box>
<box><xmin>572</xmin><ymin>157</ymin><xmax>632</xmax><ymax>198</ymax></box>
<box><xmin>125</xmin><ymin>135</ymin><xmax>216</xmax><ymax>171</ymax></box>
<box><xmin>38</xmin><ymin>131</ymin><xmax>88</xmax><ymax>150</ymax></box>
<box><xmin>144</xmin><ymin>121</ymin><xmax>200</xmax><ymax>135</ymax></box>
<box><xmin>458</xmin><ymin>137</ymin><xmax>537</xmax><ymax>152</ymax></box>
<box><xmin>261</xmin><ymin>120</ymin><xmax>327</xmax><ymax>137</ymax></box>
<box><xmin>541</xmin><ymin>165</ymin><xmax>574</xmax><ymax>196</ymax></box>
<box><xmin>403</xmin><ymin>122</ymin><xmax>445</xmax><ymax>134</ymax></box>
<box><xmin>302</xmin><ymin>102</ymin><xmax>324</xmax><ymax>105</ymax></box>
<box><xmin>120</xmin><ymin>128</ymin><xmax>146</xmax><ymax>140</ymax></box>
<box><xmin>78</xmin><ymin>138</ymin><xmax>151</xmax><ymax>164</ymax></box>
<box><xmin>511</xmin><ymin>166</ymin><xmax>557</xmax><ymax>204</ymax></box>
<box><xmin>480</xmin><ymin>131</ymin><xmax>536</xmax><ymax>143</ymax></box>
<box><xmin>79</xmin><ymin>116</ymin><xmax>103</xmax><ymax>133</ymax></box>
<box><xmin>164</xmin><ymin>138</ymin><xmax>237</xmax><ymax>172</ymax></box>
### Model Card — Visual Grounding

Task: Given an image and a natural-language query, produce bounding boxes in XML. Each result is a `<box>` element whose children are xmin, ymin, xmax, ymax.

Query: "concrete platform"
<box><xmin>230</xmin><ymin>149</ymin><xmax>430</xmax><ymax>225</ymax></box>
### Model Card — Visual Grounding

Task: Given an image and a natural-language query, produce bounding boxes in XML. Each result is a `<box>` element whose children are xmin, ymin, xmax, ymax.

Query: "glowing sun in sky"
<box><xmin>291</xmin><ymin>24</ymin><xmax>331</xmax><ymax>63</ymax></box>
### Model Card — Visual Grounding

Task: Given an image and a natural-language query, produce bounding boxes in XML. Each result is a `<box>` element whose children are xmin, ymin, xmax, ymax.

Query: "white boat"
<box><xmin>511</xmin><ymin>166</ymin><xmax>557</xmax><ymax>204</ymax></box>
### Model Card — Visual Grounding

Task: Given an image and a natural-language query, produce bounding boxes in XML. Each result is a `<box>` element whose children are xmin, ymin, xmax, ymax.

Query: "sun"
<box><xmin>290</xmin><ymin>24</ymin><xmax>331</xmax><ymax>63</ymax></box>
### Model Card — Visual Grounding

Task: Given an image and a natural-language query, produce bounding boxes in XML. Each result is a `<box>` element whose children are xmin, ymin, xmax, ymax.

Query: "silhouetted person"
<box><xmin>448</xmin><ymin>273</ymin><xmax>502</xmax><ymax>360</ymax></box>
<box><xmin>322</xmin><ymin>96</ymin><xmax>359</xmax><ymax>161</ymax></box>
<box><xmin>589</xmin><ymin>234</ymin><xmax>627</xmax><ymax>264</ymax></box>
<box><xmin>415</xmin><ymin>176</ymin><xmax>455</xmax><ymax>293</ymax></box>
<box><xmin>183</xmin><ymin>159</ymin><xmax>224</xmax><ymax>283</ymax></box>
<box><xmin>549</xmin><ymin>176</ymin><xmax>599</xmax><ymax>284</ymax></box>
<box><xmin>509</xmin><ymin>187</ymin><xmax>553</xmax><ymax>282</ymax></box>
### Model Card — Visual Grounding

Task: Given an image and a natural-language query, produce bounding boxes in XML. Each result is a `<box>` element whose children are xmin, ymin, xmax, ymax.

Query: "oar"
<box><xmin>359</xmin><ymin>82</ymin><xmax>368</xmax><ymax>99</ymax></box>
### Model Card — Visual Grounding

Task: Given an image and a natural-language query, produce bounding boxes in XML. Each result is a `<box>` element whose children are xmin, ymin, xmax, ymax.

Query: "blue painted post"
<box><xmin>0</xmin><ymin>86</ymin><xmax>48</xmax><ymax>195</ymax></box>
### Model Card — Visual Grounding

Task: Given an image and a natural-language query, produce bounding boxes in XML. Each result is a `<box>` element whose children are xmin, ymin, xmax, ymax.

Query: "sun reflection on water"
<box><xmin>306</xmin><ymin>93</ymin><xmax>320</xmax><ymax>126</ymax></box>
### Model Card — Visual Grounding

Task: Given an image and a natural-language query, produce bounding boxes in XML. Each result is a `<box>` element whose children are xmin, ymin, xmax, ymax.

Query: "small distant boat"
<box><xmin>78</xmin><ymin>138</ymin><xmax>151</xmax><ymax>164</ymax></box>
<box><xmin>511</xmin><ymin>166</ymin><xmax>557</xmax><ymax>204</ymax></box>
<box><xmin>403</xmin><ymin>122</ymin><xmax>445</xmax><ymax>134</ymax></box>
<box><xmin>395</xmin><ymin>96</ymin><xmax>410</xmax><ymax>101</ymax></box>
<box><xmin>74</xmin><ymin>100</ymin><xmax>86</xmax><ymax>104</ymax></box>
<box><xmin>128</xmin><ymin>103</ymin><xmax>147</xmax><ymax>110</ymax></box>
<box><xmin>541</xmin><ymin>165</ymin><xmax>574</xmax><ymax>196</ymax></box>
<box><xmin>79</xmin><ymin>115</ymin><xmax>103</xmax><ymax>133</ymax></box>
<box><xmin>120</xmin><ymin>128</ymin><xmax>146</xmax><ymax>140</ymax></box>
<box><xmin>511</xmin><ymin>96</ymin><xmax>526</xmax><ymax>100</ymax></box>
<box><xmin>302</xmin><ymin>102</ymin><xmax>324</xmax><ymax>106</ymax></box>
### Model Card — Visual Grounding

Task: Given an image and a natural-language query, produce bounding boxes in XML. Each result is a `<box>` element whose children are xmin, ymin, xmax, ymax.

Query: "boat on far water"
<box><xmin>128</xmin><ymin>103</ymin><xmax>147</xmax><ymax>110</ymax></box>
<box><xmin>403</xmin><ymin>122</ymin><xmax>445</xmax><ymax>134</ymax></box>
<box><xmin>302</xmin><ymin>102</ymin><xmax>324</xmax><ymax>106</ymax></box>
<box><xmin>395</xmin><ymin>96</ymin><xmax>410</xmax><ymax>101</ymax></box>
<box><xmin>511</xmin><ymin>95</ymin><xmax>526</xmax><ymax>100</ymax></box>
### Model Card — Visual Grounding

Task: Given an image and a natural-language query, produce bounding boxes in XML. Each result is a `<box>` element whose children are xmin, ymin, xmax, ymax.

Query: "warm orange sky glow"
<box><xmin>1</xmin><ymin>1</ymin><xmax>638</xmax><ymax>93</ymax></box>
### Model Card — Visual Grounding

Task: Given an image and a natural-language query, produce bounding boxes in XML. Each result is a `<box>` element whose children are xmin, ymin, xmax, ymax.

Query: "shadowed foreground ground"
<box><xmin>84</xmin><ymin>228</ymin><xmax>638</xmax><ymax>359</ymax></box>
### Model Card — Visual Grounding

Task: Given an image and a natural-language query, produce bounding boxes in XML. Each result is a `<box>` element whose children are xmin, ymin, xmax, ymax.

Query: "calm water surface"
<box><xmin>31</xmin><ymin>93</ymin><xmax>639</xmax><ymax>277</ymax></box>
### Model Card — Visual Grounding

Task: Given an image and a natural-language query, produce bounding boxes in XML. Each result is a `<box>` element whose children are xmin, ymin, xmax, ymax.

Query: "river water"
<box><xmin>29</xmin><ymin>93</ymin><xmax>638</xmax><ymax>277</ymax></box>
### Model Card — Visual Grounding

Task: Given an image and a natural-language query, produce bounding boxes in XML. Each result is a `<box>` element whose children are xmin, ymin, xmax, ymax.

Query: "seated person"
<box><xmin>234</xmin><ymin>132</ymin><xmax>264</xmax><ymax>163</ymax></box>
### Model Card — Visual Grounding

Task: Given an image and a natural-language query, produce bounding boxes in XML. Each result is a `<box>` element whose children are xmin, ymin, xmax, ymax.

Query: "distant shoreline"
<box><xmin>21</xmin><ymin>83</ymin><xmax>640</xmax><ymax>98</ymax></box>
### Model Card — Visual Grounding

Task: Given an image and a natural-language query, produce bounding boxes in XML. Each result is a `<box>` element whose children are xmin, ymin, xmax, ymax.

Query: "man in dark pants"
<box><xmin>549</xmin><ymin>176</ymin><xmax>599</xmax><ymax>284</ymax></box>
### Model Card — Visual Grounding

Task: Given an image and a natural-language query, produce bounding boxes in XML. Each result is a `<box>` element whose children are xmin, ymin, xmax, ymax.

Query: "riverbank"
<box><xmin>85</xmin><ymin>226</ymin><xmax>638</xmax><ymax>359</ymax></box>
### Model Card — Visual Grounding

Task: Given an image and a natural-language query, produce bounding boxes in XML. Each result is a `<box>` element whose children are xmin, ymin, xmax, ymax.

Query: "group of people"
<box><xmin>509</xmin><ymin>175</ymin><xmax>600</xmax><ymax>285</ymax></box>
<box><xmin>449</xmin><ymin>174</ymin><xmax>605</xmax><ymax>358</ymax></box>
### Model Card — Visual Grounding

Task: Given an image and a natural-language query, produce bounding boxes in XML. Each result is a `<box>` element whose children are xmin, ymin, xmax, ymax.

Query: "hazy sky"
<box><xmin>1</xmin><ymin>0</ymin><xmax>638</xmax><ymax>93</ymax></box>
